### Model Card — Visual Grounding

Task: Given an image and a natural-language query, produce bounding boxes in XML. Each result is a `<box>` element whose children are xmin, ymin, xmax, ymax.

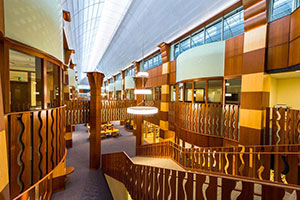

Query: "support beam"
<box><xmin>134</xmin><ymin>76</ymin><xmax>143</xmax><ymax>148</ymax></box>
<box><xmin>87</xmin><ymin>72</ymin><xmax>105</xmax><ymax>170</ymax></box>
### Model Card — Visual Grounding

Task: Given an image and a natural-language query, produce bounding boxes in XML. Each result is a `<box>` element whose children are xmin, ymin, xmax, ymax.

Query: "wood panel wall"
<box><xmin>145</xmin><ymin>65</ymin><xmax>165</xmax><ymax>88</ymax></box>
<box><xmin>169</xmin><ymin>60</ymin><xmax>176</xmax><ymax>85</ymax></box>
<box><xmin>267</xmin><ymin>7</ymin><xmax>300</xmax><ymax>71</ymax></box>
<box><xmin>224</xmin><ymin>33</ymin><xmax>244</xmax><ymax>76</ymax></box>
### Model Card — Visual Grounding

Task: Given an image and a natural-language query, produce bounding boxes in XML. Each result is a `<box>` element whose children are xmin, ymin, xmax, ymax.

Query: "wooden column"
<box><xmin>107</xmin><ymin>79</ymin><xmax>111</xmax><ymax>100</ymax></box>
<box><xmin>0</xmin><ymin>76</ymin><xmax>10</xmax><ymax>200</ymax></box>
<box><xmin>158</xmin><ymin>42</ymin><xmax>173</xmax><ymax>140</ymax></box>
<box><xmin>87</xmin><ymin>72</ymin><xmax>105</xmax><ymax>169</ymax></box>
<box><xmin>134</xmin><ymin>76</ymin><xmax>144</xmax><ymax>148</ymax></box>
<box><xmin>121</xmin><ymin>70</ymin><xmax>126</xmax><ymax>100</ymax></box>
<box><xmin>239</xmin><ymin>0</ymin><xmax>270</xmax><ymax>145</ymax></box>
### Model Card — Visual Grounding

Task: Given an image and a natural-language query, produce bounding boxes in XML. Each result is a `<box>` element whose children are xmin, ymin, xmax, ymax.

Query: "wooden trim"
<box><xmin>177</xmin><ymin>76</ymin><xmax>223</xmax><ymax>84</ymax></box>
<box><xmin>4</xmin><ymin>37</ymin><xmax>63</xmax><ymax>67</ymax></box>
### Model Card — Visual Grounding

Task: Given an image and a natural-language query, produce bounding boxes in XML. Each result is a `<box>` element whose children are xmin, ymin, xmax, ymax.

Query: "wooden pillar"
<box><xmin>158</xmin><ymin>42</ymin><xmax>172</xmax><ymax>140</ymax></box>
<box><xmin>134</xmin><ymin>76</ymin><xmax>144</xmax><ymax>148</ymax></box>
<box><xmin>0</xmin><ymin>76</ymin><xmax>10</xmax><ymax>200</ymax></box>
<box><xmin>121</xmin><ymin>70</ymin><xmax>126</xmax><ymax>100</ymax></box>
<box><xmin>239</xmin><ymin>0</ymin><xmax>270</xmax><ymax>145</ymax></box>
<box><xmin>87</xmin><ymin>72</ymin><xmax>105</xmax><ymax>169</ymax></box>
<box><xmin>107</xmin><ymin>79</ymin><xmax>111</xmax><ymax>100</ymax></box>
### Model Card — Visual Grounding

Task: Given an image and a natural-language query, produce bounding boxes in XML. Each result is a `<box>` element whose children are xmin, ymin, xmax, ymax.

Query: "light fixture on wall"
<box><xmin>136</xmin><ymin>72</ymin><xmax>149</xmax><ymax>78</ymax></box>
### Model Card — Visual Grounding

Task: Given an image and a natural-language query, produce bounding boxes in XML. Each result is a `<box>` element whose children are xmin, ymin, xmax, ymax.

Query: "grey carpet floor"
<box><xmin>52</xmin><ymin>122</ymin><xmax>136</xmax><ymax>200</ymax></box>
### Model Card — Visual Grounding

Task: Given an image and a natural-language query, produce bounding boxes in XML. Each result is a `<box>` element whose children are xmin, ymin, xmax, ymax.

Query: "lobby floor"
<box><xmin>52</xmin><ymin>122</ymin><xmax>137</xmax><ymax>200</ymax></box>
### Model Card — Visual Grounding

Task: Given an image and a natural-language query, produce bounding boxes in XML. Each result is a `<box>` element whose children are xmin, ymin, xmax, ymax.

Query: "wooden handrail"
<box><xmin>102</xmin><ymin>151</ymin><xmax>300</xmax><ymax>199</ymax></box>
<box><xmin>5</xmin><ymin>105</ymin><xmax>66</xmax><ymax>116</ymax></box>
<box><xmin>137</xmin><ymin>141</ymin><xmax>300</xmax><ymax>186</ymax></box>
<box><xmin>13</xmin><ymin>148</ymin><xmax>68</xmax><ymax>200</ymax></box>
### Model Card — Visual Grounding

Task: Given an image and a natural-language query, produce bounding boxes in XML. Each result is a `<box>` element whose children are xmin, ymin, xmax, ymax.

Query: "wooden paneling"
<box><xmin>225</xmin><ymin>55</ymin><xmax>243</xmax><ymax>76</ymax></box>
<box><xmin>170</xmin><ymin>60</ymin><xmax>176</xmax><ymax>73</ymax></box>
<box><xmin>268</xmin><ymin>15</ymin><xmax>290</xmax><ymax>47</ymax></box>
<box><xmin>242</xmin><ymin>48</ymin><xmax>266</xmax><ymax>74</ymax></box>
<box><xmin>0</xmin><ymin>0</ymin><xmax>4</xmax><ymax>36</ymax></box>
<box><xmin>289</xmin><ymin>37</ymin><xmax>300</xmax><ymax>66</ymax></box>
<box><xmin>225</xmin><ymin>34</ymin><xmax>244</xmax><ymax>76</ymax></box>
<box><xmin>243</xmin><ymin>0</ymin><xmax>262</xmax><ymax>10</ymax></box>
<box><xmin>290</xmin><ymin>6</ymin><xmax>300</xmax><ymax>42</ymax></box>
<box><xmin>267</xmin><ymin>44</ymin><xmax>289</xmax><ymax>70</ymax></box>
<box><xmin>240</xmin><ymin>92</ymin><xmax>269</xmax><ymax>110</ymax></box>
<box><xmin>244</xmin><ymin>0</ymin><xmax>266</xmax><ymax>21</ymax></box>
<box><xmin>169</xmin><ymin>72</ymin><xmax>176</xmax><ymax>84</ymax></box>
<box><xmin>239</xmin><ymin>126</ymin><xmax>262</xmax><ymax>145</ymax></box>
<box><xmin>244</xmin><ymin>10</ymin><xmax>267</xmax><ymax>32</ymax></box>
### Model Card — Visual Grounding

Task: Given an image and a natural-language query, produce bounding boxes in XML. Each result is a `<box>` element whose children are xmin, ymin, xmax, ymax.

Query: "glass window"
<box><xmin>158</xmin><ymin>54</ymin><xmax>162</xmax><ymax>65</ymax></box>
<box><xmin>225</xmin><ymin>78</ymin><xmax>241</xmax><ymax>104</ymax></box>
<box><xmin>180</xmin><ymin>38</ymin><xmax>191</xmax><ymax>52</ymax></box>
<box><xmin>224</xmin><ymin>9</ymin><xmax>244</xmax><ymax>40</ymax></box>
<box><xmin>9</xmin><ymin>50</ymin><xmax>43</xmax><ymax>112</ymax></box>
<box><xmin>205</xmin><ymin>20</ymin><xmax>222</xmax><ymax>43</ymax></box>
<box><xmin>191</xmin><ymin>30</ymin><xmax>204</xmax><ymax>47</ymax></box>
<box><xmin>153</xmin><ymin>55</ymin><xmax>159</xmax><ymax>67</ymax></box>
<box><xmin>145</xmin><ymin>89</ymin><xmax>153</xmax><ymax>101</ymax></box>
<box><xmin>194</xmin><ymin>81</ymin><xmax>206</xmax><ymax>103</ymax></box>
<box><xmin>47</xmin><ymin>61</ymin><xmax>61</xmax><ymax>108</ymax></box>
<box><xmin>179</xmin><ymin>83</ymin><xmax>183</xmax><ymax>102</ymax></box>
<box><xmin>116</xmin><ymin>74</ymin><xmax>122</xmax><ymax>80</ymax></box>
<box><xmin>296</xmin><ymin>0</ymin><xmax>300</xmax><ymax>9</ymax></box>
<box><xmin>174</xmin><ymin>44</ymin><xmax>180</xmax><ymax>58</ymax></box>
<box><xmin>184</xmin><ymin>82</ymin><xmax>193</xmax><ymax>102</ymax></box>
<box><xmin>170</xmin><ymin>85</ymin><xmax>176</xmax><ymax>102</ymax></box>
<box><xmin>271</xmin><ymin>0</ymin><xmax>293</xmax><ymax>21</ymax></box>
<box><xmin>207</xmin><ymin>80</ymin><xmax>222</xmax><ymax>103</ymax></box>
<box><xmin>126</xmin><ymin>89</ymin><xmax>134</xmax><ymax>100</ymax></box>
<box><xmin>148</xmin><ymin>58</ymin><xmax>153</xmax><ymax>69</ymax></box>
<box><xmin>154</xmin><ymin>87</ymin><xmax>161</xmax><ymax>100</ymax></box>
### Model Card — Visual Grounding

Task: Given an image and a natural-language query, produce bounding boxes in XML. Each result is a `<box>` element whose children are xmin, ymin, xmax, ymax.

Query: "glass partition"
<box><xmin>225</xmin><ymin>78</ymin><xmax>241</xmax><ymax>104</ymax></box>
<box><xmin>194</xmin><ymin>81</ymin><xmax>206</xmax><ymax>103</ymax></box>
<box><xmin>179</xmin><ymin>83</ymin><xmax>183</xmax><ymax>102</ymax></box>
<box><xmin>184</xmin><ymin>82</ymin><xmax>193</xmax><ymax>102</ymax></box>
<box><xmin>170</xmin><ymin>85</ymin><xmax>176</xmax><ymax>102</ymax></box>
<box><xmin>46</xmin><ymin>61</ymin><xmax>60</xmax><ymax>108</ymax></box>
<box><xmin>207</xmin><ymin>80</ymin><xmax>222</xmax><ymax>103</ymax></box>
<box><xmin>9</xmin><ymin>50</ymin><xmax>43</xmax><ymax>112</ymax></box>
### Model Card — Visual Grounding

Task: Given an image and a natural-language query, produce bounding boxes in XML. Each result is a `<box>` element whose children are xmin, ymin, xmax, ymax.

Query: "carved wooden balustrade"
<box><xmin>266</xmin><ymin>107</ymin><xmax>300</xmax><ymax>145</ymax></box>
<box><xmin>102</xmin><ymin>151</ymin><xmax>300</xmax><ymax>200</ymax></box>
<box><xmin>173</xmin><ymin>102</ymin><xmax>240</xmax><ymax>146</ymax></box>
<box><xmin>137</xmin><ymin>141</ymin><xmax>300</xmax><ymax>187</ymax></box>
<box><xmin>4</xmin><ymin>106</ymin><xmax>67</xmax><ymax>199</ymax></box>
<box><xmin>101</xmin><ymin>100</ymin><xmax>136</xmax><ymax>122</ymax></box>
<box><xmin>143</xmin><ymin>100</ymin><xmax>161</xmax><ymax>125</ymax></box>
<box><xmin>65</xmin><ymin>100</ymin><xmax>90</xmax><ymax>126</ymax></box>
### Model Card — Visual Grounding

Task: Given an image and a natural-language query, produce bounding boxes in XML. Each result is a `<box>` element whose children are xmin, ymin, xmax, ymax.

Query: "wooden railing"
<box><xmin>13</xmin><ymin>149</ymin><xmax>67</xmax><ymax>200</ymax></box>
<box><xmin>173</xmin><ymin>102</ymin><xmax>240</xmax><ymax>146</ymax></box>
<box><xmin>266</xmin><ymin>107</ymin><xmax>300</xmax><ymax>145</ymax></box>
<box><xmin>102</xmin><ymin>151</ymin><xmax>300</xmax><ymax>200</ymax></box>
<box><xmin>101</xmin><ymin>100</ymin><xmax>136</xmax><ymax>122</ymax></box>
<box><xmin>4</xmin><ymin>106</ymin><xmax>66</xmax><ymax>198</ymax></box>
<box><xmin>65</xmin><ymin>100</ymin><xmax>90</xmax><ymax>125</ymax></box>
<box><xmin>137</xmin><ymin>141</ymin><xmax>300</xmax><ymax>187</ymax></box>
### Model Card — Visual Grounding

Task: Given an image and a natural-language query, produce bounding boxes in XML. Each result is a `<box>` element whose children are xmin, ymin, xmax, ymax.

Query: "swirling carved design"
<box><xmin>232</xmin><ymin>106</ymin><xmax>236</xmax><ymax>140</ymax></box>
<box><xmin>17</xmin><ymin>114</ymin><xmax>25</xmax><ymax>193</ymax></box>
<box><xmin>223</xmin><ymin>105</ymin><xmax>228</xmax><ymax>137</ymax></box>
<box><xmin>216</xmin><ymin>106</ymin><xmax>220</xmax><ymax>136</ymax></box>
<box><xmin>202</xmin><ymin>149</ymin><xmax>206</xmax><ymax>167</ymax></box>
<box><xmin>257</xmin><ymin>152</ymin><xmax>264</xmax><ymax>180</ymax></box>
<box><xmin>297</xmin><ymin>111</ymin><xmax>300</xmax><ymax>144</ymax></box>
<box><xmin>183</xmin><ymin>172</ymin><xmax>188</xmax><ymax>200</ymax></box>
<box><xmin>224</xmin><ymin>153</ymin><xmax>229</xmax><ymax>175</ymax></box>
<box><xmin>207</xmin><ymin>105</ymin><xmax>211</xmax><ymax>135</ymax></box>
<box><xmin>37</xmin><ymin>111</ymin><xmax>43</xmax><ymax>179</ymax></box>
<box><xmin>168</xmin><ymin>170</ymin><xmax>172</xmax><ymax>200</ymax></box>
<box><xmin>157</xmin><ymin>168</ymin><xmax>160</xmax><ymax>199</ymax></box>
<box><xmin>50</xmin><ymin>110</ymin><xmax>55</xmax><ymax>169</ymax></box>
<box><xmin>238</xmin><ymin>145</ymin><xmax>245</xmax><ymax>176</ymax></box>
<box><xmin>275</xmin><ymin>108</ymin><xmax>281</xmax><ymax>145</ymax></box>
<box><xmin>212</xmin><ymin>150</ymin><xmax>216</xmax><ymax>170</ymax></box>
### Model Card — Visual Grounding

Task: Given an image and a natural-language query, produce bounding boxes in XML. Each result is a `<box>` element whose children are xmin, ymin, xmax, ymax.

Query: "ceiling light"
<box><xmin>101</xmin><ymin>93</ymin><xmax>107</xmax><ymax>96</ymax></box>
<box><xmin>127</xmin><ymin>106</ymin><xmax>158</xmax><ymax>115</ymax></box>
<box><xmin>225</xmin><ymin>83</ymin><xmax>230</xmax><ymax>86</ymax></box>
<box><xmin>134</xmin><ymin>89</ymin><xmax>152</xmax><ymax>95</ymax></box>
<box><xmin>225</xmin><ymin>93</ymin><xmax>232</xmax><ymax>97</ymax></box>
<box><xmin>136</xmin><ymin>72</ymin><xmax>149</xmax><ymax>78</ymax></box>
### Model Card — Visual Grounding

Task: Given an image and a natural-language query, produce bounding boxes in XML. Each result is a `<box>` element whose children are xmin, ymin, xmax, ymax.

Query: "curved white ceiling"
<box><xmin>62</xmin><ymin>0</ymin><xmax>239</xmax><ymax>80</ymax></box>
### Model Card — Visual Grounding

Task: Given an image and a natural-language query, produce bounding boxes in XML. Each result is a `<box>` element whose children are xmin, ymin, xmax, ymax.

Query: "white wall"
<box><xmin>115</xmin><ymin>80</ymin><xmax>122</xmax><ymax>91</ymax></box>
<box><xmin>68</xmin><ymin>69</ymin><xmax>77</xmax><ymax>88</ymax></box>
<box><xmin>176</xmin><ymin>41</ymin><xmax>225</xmax><ymax>82</ymax></box>
<box><xmin>4</xmin><ymin>0</ymin><xmax>63</xmax><ymax>61</ymax></box>
<box><xmin>125</xmin><ymin>76</ymin><xmax>134</xmax><ymax>89</ymax></box>
<box><xmin>108</xmin><ymin>83</ymin><xmax>114</xmax><ymax>92</ymax></box>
